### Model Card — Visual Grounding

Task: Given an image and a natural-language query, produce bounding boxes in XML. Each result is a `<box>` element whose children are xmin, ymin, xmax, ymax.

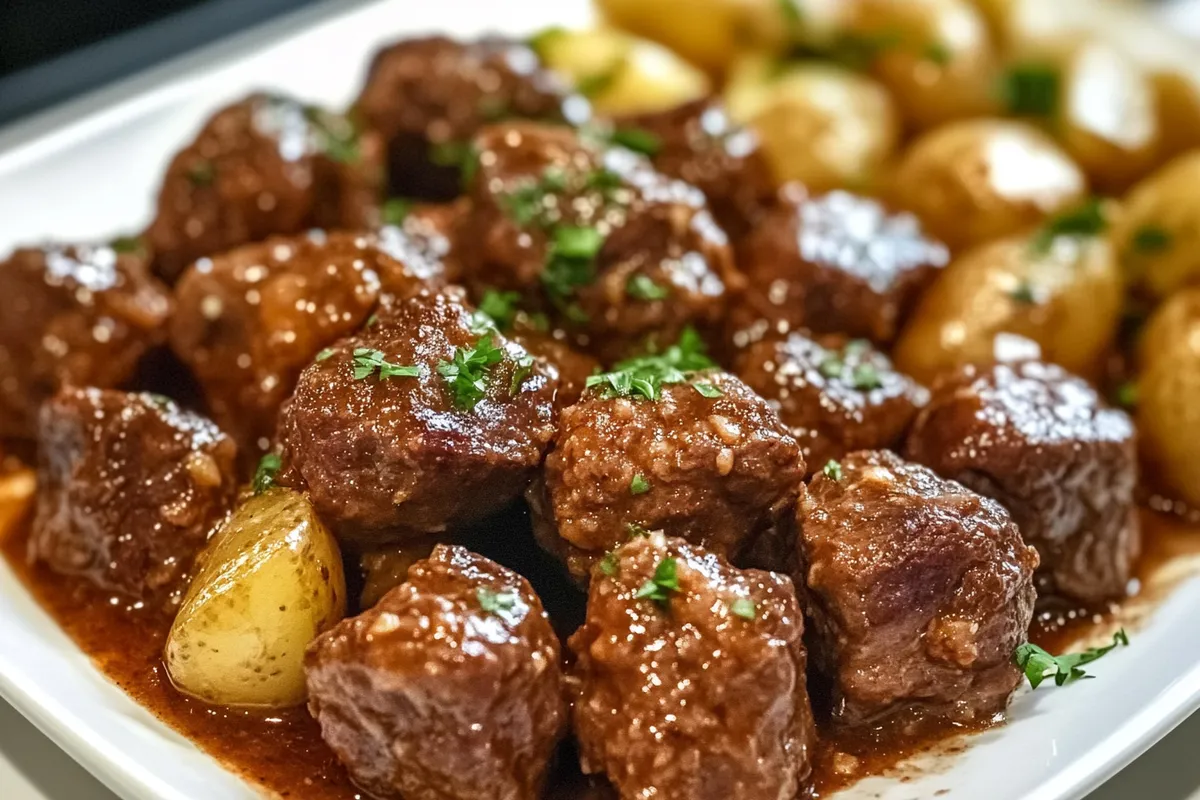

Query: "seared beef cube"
<box><xmin>728</xmin><ymin>186</ymin><xmax>948</xmax><ymax>352</ymax></box>
<box><xmin>570</xmin><ymin>532</ymin><xmax>815</xmax><ymax>800</ymax></box>
<box><xmin>797</xmin><ymin>450</ymin><xmax>1038</xmax><ymax>726</ymax></box>
<box><xmin>355</xmin><ymin>36</ymin><xmax>582</xmax><ymax>201</ymax></box>
<box><xmin>530</xmin><ymin>372</ymin><xmax>804</xmax><ymax>581</ymax></box>
<box><xmin>904</xmin><ymin>360</ymin><xmax>1139</xmax><ymax>603</ymax></box>
<box><xmin>511</xmin><ymin>327</ymin><xmax>599</xmax><ymax>409</ymax></box>
<box><xmin>169</xmin><ymin>230</ymin><xmax>444</xmax><ymax>458</ymax></box>
<box><xmin>617</xmin><ymin>99</ymin><xmax>776</xmax><ymax>239</ymax></box>
<box><xmin>0</xmin><ymin>243</ymin><xmax>172</xmax><ymax>439</ymax></box>
<box><xmin>146</xmin><ymin>93</ymin><xmax>385</xmax><ymax>283</ymax></box>
<box><xmin>459</xmin><ymin>123</ymin><xmax>739</xmax><ymax>362</ymax></box>
<box><xmin>277</xmin><ymin>289</ymin><xmax>558</xmax><ymax>544</ymax></box>
<box><xmin>387</xmin><ymin>199</ymin><xmax>466</xmax><ymax>283</ymax></box>
<box><xmin>30</xmin><ymin>388</ymin><xmax>238</xmax><ymax>604</ymax></box>
<box><xmin>357</xmin><ymin>540</ymin><xmax>436</xmax><ymax>609</ymax></box>
<box><xmin>307</xmin><ymin>545</ymin><xmax>566</xmax><ymax>800</ymax></box>
<box><xmin>736</xmin><ymin>332</ymin><xmax>927</xmax><ymax>476</ymax></box>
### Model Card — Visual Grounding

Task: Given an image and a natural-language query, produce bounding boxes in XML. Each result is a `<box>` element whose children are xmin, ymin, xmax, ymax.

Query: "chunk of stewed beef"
<box><xmin>0</xmin><ymin>243</ymin><xmax>172</xmax><ymax>439</ymax></box>
<box><xmin>797</xmin><ymin>450</ymin><xmax>1038</xmax><ymax>727</ymax></box>
<box><xmin>728</xmin><ymin>185</ymin><xmax>948</xmax><ymax>353</ymax></box>
<box><xmin>570</xmin><ymin>532</ymin><xmax>815</xmax><ymax>800</ymax></box>
<box><xmin>904</xmin><ymin>360</ymin><xmax>1139</xmax><ymax>603</ymax></box>
<box><xmin>277</xmin><ymin>289</ymin><xmax>558</xmax><ymax>544</ymax></box>
<box><xmin>307</xmin><ymin>545</ymin><xmax>566</xmax><ymax>800</ymax></box>
<box><xmin>617</xmin><ymin>99</ymin><xmax>777</xmax><ymax>239</ymax></box>
<box><xmin>355</xmin><ymin>36</ymin><xmax>584</xmax><ymax>201</ymax></box>
<box><xmin>146</xmin><ymin>93</ymin><xmax>385</xmax><ymax>283</ymax></box>
<box><xmin>30</xmin><ymin>388</ymin><xmax>238</xmax><ymax>605</ymax></box>
<box><xmin>530</xmin><ymin>371</ymin><xmax>804</xmax><ymax>581</ymax></box>
<box><xmin>736</xmin><ymin>332</ymin><xmax>927</xmax><ymax>476</ymax></box>
<box><xmin>458</xmin><ymin>122</ymin><xmax>739</xmax><ymax>362</ymax></box>
<box><xmin>169</xmin><ymin>229</ymin><xmax>444</xmax><ymax>458</ymax></box>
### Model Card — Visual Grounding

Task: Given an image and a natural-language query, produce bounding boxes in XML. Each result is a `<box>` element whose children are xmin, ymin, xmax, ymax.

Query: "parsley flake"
<box><xmin>303</xmin><ymin>106</ymin><xmax>361</xmax><ymax>164</ymax></box>
<box><xmin>730</xmin><ymin>597</ymin><xmax>757</xmax><ymax>620</ymax></box>
<box><xmin>599</xmin><ymin>550</ymin><xmax>620</xmax><ymax>577</ymax></box>
<box><xmin>542</xmin><ymin>225</ymin><xmax>604</xmax><ymax>307</ymax></box>
<box><xmin>609</xmin><ymin>127</ymin><xmax>663</xmax><ymax>157</ymax></box>
<box><xmin>626</xmin><ymin>523</ymin><xmax>652</xmax><ymax>539</ymax></box>
<box><xmin>577</xmin><ymin>66</ymin><xmax>622</xmax><ymax>98</ymax></box>
<box><xmin>1032</xmin><ymin>199</ymin><xmax>1108</xmax><ymax>254</ymax></box>
<box><xmin>627</xmin><ymin>274</ymin><xmax>669</xmax><ymax>301</ymax></box>
<box><xmin>1131</xmin><ymin>225</ymin><xmax>1172</xmax><ymax>254</ymax></box>
<box><xmin>477</xmin><ymin>587</ymin><xmax>518</xmax><ymax>616</ymax></box>
<box><xmin>109</xmin><ymin>235</ymin><xmax>145</xmax><ymax>255</ymax></box>
<box><xmin>851</xmin><ymin>362</ymin><xmax>882</xmax><ymax>391</ymax></box>
<box><xmin>818</xmin><ymin>356</ymin><xmax>844</xmax><ymax>379</ymax></box>
<box><xmin>477</xmin><ymin>289</ymin><xmax>523</xmax><ymax>331</ymax></box>
<box><xmin>437</xmin><ymin>334</ymin><xmax>506</xmax><ymax>409</ymax></box>
<box><xmin>429</xmin><ymin>139</ymin><xmax>479</xmax><ymax>186</ymax></box>
<box><xmin>1114</xmin><ymin>381</ymin><xmax>1138</xmax><ymax>409</ymax></box>
<box><xmin>585</xmin><ymin>328</ymin><xmax>716</xmax><ymax>401</ymax></box>
<box><xmin>1001</xmin><ymin>63</ymin><xmax>1060</xmax><ymax>117</ymax></box>
<box><xmin>630</xmin><ymin>474</ymin><xmax>651</xmax><ymax>495</ymax></box>
<box><xmin>187</xmin><ymin>160</ymin><xmax>216</xmax><ymax>186</ymax></box>
<box><xmin>315</xmin><ymin>347</ymin><xmax>335</xmax><ymax>362</ymax></box>
<box><xmin>352</xmin><ymin>348</ymin><xmax>422</xmax><ymax>381</ymax></box>
<box><xmin>1014</xmin><ymin>630</ymin><xmax>1129</xmax><ymax>689</ymax></box>
<box><xmin>693</xmin><ymin>381</ymin><xmax>723</xmax><ymax>398</ymax></box>
<box><xmin>924</xmin><ymin>42</ymin><xmax>952</xmax><ymax>65</ymax></box>
<box><xmin>634</xmin><ymin>557</ymin><xmax>680</xmax><ymax>606</ymax></box>
<box><xmin>1009</xmin><ymin>282</ymin><xmax>1039</xmax><ymax>305</ymax></box>
<box><xmin>381</xmin><ymin>198</ymin><xmax>413</xmax><ymax>226</ymax></box>
<box><xmin>822</xmin><ymin>460</ymin><xmax>843</xmax><ymax>481</ymax></box>
<box><xmin>252</xmin><ymin>453</ymin><xmax>282</xmax><ymax>495</ymax></box>
<box><xmin>510</xmin><ymin>352</ymin><xmax>536</xmax><ymax>395</ymax></box>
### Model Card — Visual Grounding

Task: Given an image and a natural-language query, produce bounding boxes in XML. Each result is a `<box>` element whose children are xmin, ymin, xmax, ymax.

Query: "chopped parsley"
<box><xmin>437</xmin><ymin>334</ymin><xmax>506</xmax><ymax>409</ymax></box>
<box><xmin>429</xmin><ymin>139</ymin><xmax>479</xmax><ymax>185</ymax></box>
<box><xmin>1114</xmin><ymin>381</ymin><xmax>1138</xmax><ymax>409</ymax></box>
<box><xmin>477</xmin><ymin>587</ymin><xmax>518</xmax><ymax>616</ymax></box>
<box><xmin>626</xmin><ymin>523</ymin><xmax>652</xmax><ymax>539</ymax></box>
<box><xmin>315</xmin><ymin>347</ymin><xmax>335</xmax><ymax>362</ymax></box>
<box><xmin>609</xmin><ymin>127</ymin><xmax>663</xmax><ymax>157</ymax></box>
<box><xmin>693</xmin><ymin>381</ymin><xmax>723</xmax><ymax>398</ymax></box>
<box><xmin>1031</xmin><ymin>199</ymin><xmax>1108</xmax><ymax>254</ymax></box>
<box><xmin>730</xmin><ymin>597</ymin><xmax>757</xmax><ymax>620</ymax></box>
<box><xmin>252</xmin><ymin>453</ymin><xmax>282</xmax><ymax>495</ymax></box>
<box><xmin>1014</xmin><ymin>630</ymin><xmax>1129</xmax><ymax>689</ymax></box>
<box><xmin>626</xmin><ymin>274</ymin><xmax>669</xmax><ymax>301</ymax></box>
<box><xmin>1009</xmin><ymin>282</ymin><xmax>1039</xmax><ymax>305</ymax></box>
<box><xmin>502</xmin><ymin>168</ymin><xmax>569</xmax><ymax>227</ymax></box>
<box><xmin>822</xmin><ymin>460</ymin><xmax>843</xmax><ymax>481</ymax></box>
<box><xmin>109</xmin><ymin>235</ymin><xmax>145</xmax><ymax>255</ymax></box>
<box><xmin>924</xmin><ymin>42</ymin><xmax>952</xmax><ymax>65</ymax></box>
<box><xmin>352</xmin><ymin>348</ymin><xmax>422</xmax><ymax>381</ymax></box>
<box><xmin>477</xmin><ymin>290</ymin><xmax>523</xmax><ymax>331</ymax></box>
<box><xmin>303</xmin><ymin>106</ymin><xmax>360</xmax><ymax>164</ymax></box>
<box><xmin>509</xmin><ymin>352</ymin><xmax>536</xmax><ymax>395</ymax></box>
<box><xmin>599</xmin><ymin>550</ymin><xmax>620</xmax><ymax>577</ymax></box>
<box><xmin>381</xmin><ymin>198</ymin><xmax>413</xmax><ymax>226</ymax></box>
<box><xmin>585</xmin><ymin>327</ymin><xmax>716</xmax><ymax>401</ymax></box>
<box><xmin>576</xmin><ymin>65</ymin><xmax>622</xmax><ymax>98</ymax></box>
<box><xmin>630</xmin><ymin>474</ymin><xmax>651</xmax><ymax>495</ymax></box>
<box><xmin>542</xmin><ymin>225</ymin><xmax>604</xmax><ymax>309</ymax></box>
<box><xmin>818</xmin><ymin>356</ymin><xmax>844</xmax><ymax>379</ymax></box>
<box><xmin>1131</xmin><ymin>225</ymin><xmax>1172</xmax><ymax>254</ymax></box>
<box><xmin>851</xmin><ymin>362</ymin><xmax>882</xmax><ymax>391</ymax></box>
<box><xmin>1001</xmin><ymin>63</ymin><xmax>1060</xmax><ymax>117</ymax></box>
<box><xmin>187</xmin><ymin>160</ymin><xmax>216</xmax><ymax>186</ymax></box>
<box><xmin>634</xmin><ymin>557</ymin><xmax>680</xmax><ymax>605</ymax></box>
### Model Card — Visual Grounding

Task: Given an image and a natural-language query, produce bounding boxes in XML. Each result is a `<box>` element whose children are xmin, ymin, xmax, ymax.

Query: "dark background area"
<box><xmin>0</xmin><ymin>0</ymin><xmax>321</xmax><ymax>125</ymax></box>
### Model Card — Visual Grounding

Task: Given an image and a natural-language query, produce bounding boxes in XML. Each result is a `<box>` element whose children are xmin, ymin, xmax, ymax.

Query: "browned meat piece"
<box><xmin>617</xmin><ymin>99</ymin><xmax>777</xmax><ymax>239</ymax></box>
<box><xmin>30</xmin><ymin>388</ymin><xmax>238</xmax><ymax>605</ymax></box>
<box><xmin>904</xmin><ymin>360</ymin><xmax>1139</xmax><ymax>603</ymax></box>
<box><xmin>355</xmin><ymin>36</ymin><xmax>583</xmax><ymax>201</ymax></box>
<box><xmin>511</xmin><ymin>327</ymin><xmax>599</xmax><ymax>409</ymax></box>
<box><xmin>530</xmin><ymin>371</ymin><xmax>804</xmax><ymax>581</ymax></box>
<box><xmin>570</xmin><ymin>532</ymin><xmax>815</xmax><ymax>800</ymax></box>
<box><xmin>277</xmin><ymin>289</ymin><xmax>558</xmax><ymax>544</ymax></box>
<box><xmin>169</xmin><ymin>230</ymin><xmax>444</xmax><ymax>459</ymax></box>
<box><xmin>797</xmin><ymin>450</ymin><xmax>1038</xmax><ymax>727</ymax></box>
<box><xmin>357</xmin><ymin>540</ymin><xmax>436</xmax><ymax>609</ymax></box>
<box><xmin>728</xmin><ymin>185</ymin><xmax>949</xmax><ymax>353</ymax></box>
<box><xmin>389</xmin><ymin>200</ymin><xmax>466</xmax><ymax>282</ymax></box>
<box><xmin>306</xmin><ymin>544</ymin><xmax>566</xmax><ymax>800</ymax></box>
<box><xmin>146</xmin><ymin>93</ymin><xmax>385</xmax><ymax>283</ymax></box>
<box><xmin>458</xmin><ymin>123</ymin><xmax>740</xmax><ymax>363</ymax></box>
<box><xmin>0</xmin><ymin>243</ymin><xmax>172</xmax><ymax>439</ymax></box>
<box><xmin>736</xmin><ymin>332</ymin><xmax>928</xmax><ymax>476</ymax></box>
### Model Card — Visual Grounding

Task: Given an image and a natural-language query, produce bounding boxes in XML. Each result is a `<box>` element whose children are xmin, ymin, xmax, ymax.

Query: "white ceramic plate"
<box><xmin>2</xmin><ymin>1</ymin><xmax>1200</xmax><ymax>798</ymax></box>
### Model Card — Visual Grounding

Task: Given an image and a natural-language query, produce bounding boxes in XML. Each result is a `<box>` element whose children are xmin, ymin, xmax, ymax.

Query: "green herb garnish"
<box><xmin>1014</xmin><ymin>630</ymin><xmax>1129</xmax><ymax>689</ymax></box>
<box><xmin>437</xmin><ymin>334</ymin><xmax>506</xmax><ymax>409</ymax></box>
<box><xmin>315</xmin><ymin>347</ymin><xmax>335</xmax><ymax>362</ymax></box>
<box><xmin>510</xmin><ymin>352</ymin><xmax>536</xmax><ymax>394</ymax></box>
<box><xmin>730</xmin><ymin>597</ymin><xmax>757</xmax><ymax>620</ymax></box>
<box><xmin>429</xmin><ymin>139</ymin><xmax>479</xmax><ymax>185</ymax></box>
<box><xmin>818</xmin><ymin>356</ymin><xmax>844</xmax><ymax>379</ymax></box>
<box><xmin>693</xmin><ymin>381</ymin><xmax>723</xmax><ymax>398</ymax></box>
<box><xmin>577</xmin><ymin>66</ymin><xmax>622</xmax><ymax>98</ymax></box>
<box><xmin>502</xmin><ymin>168</ymin><xmax>568</xmax><ymax>227</ymax></box>
<box><xmin>187</xmin><ymin>160</ymin><xmax>216</xmax><ymax>186</ymax></box>
<box><xmin>599</xmin><ymin>550</ymin><xmax>620</xmax><ymax>577</ymax></box>
<box><xmin>352</xmin><ymin>348</ymin><xmax>422</xmax><ymax>381</ymax></box>
<box><xmin>626</xmin><ymin>274</ymin><xmax>669</xmax><ymax>301</ymax></box>
<box><xmin>822</xmin><ymin>460</ymin><xmax>843</xmax><ymax>481</ymax></box>
<box><xmin>851</xmin><ymin>362</ymin><xmax>882</xmax><ymax>391</ymax></box>
<box><xmin>1114</xmin><ymin>381</ymin><xmax>1138</xmax><ymax>409</ymax></box>
<box><xmin>1131</xmin><ymin>225</ymin><xmax>1172</xmax><ymax>254</ymax></box>
<box><xmin>109</xmin><ymin>235</ymin><xmax>145</xmax><ymax>255</ymax></box>
<box><xmin>630</xmin><ymin>474</ymin><xmax>651</xmax><ymax>495</ymax></box>
<box><xmin>1031</xmin><ymin>198</ymin><xmax>1108</xmax><ymax>254</ymax></box>
<box><xmin>303</xmin><ymin>106</ymin><xmax>361</xmax><ymax>164</ymax></box>
<box><xmin>609</xmin><ymin>127</ymin><xmax>663</xmax><ymax>157</ymax></box>
<box><xmin>1001</xmin><ymin>63</ymin><xmax>1060</xmax><ymax>117</ymax></box>
<box><xmin>626</xmin><ymin>523</ymin><xmax>652</xmax><ymax>539</ymax></box>
<box><xmin>634</xmin><ymin>557</ymin><xmax>680</xmax><ymax>605</ymax></box>
<box><xmin>924</xmin><ymin>42</ymin><xmax>952</xmax><ymax>65</ymax></box>
<box><xmin>586</xmin><ymin>327</ymin><xmax>716</xmax><ymax>401</ymax></box>
<box><xmin>477</xmin><ymin>587</ymin><xmax>518</xmax><ymax>616</ymax></box>
<box><xmin>542</xmin><ymin>225</ymin><xmax>604</xmax><ymax>306</ymax></box>
<box><xmin>1009</xmin><ymin>282</ymin><xmax>1039</xmax><ymax>305</ymax></box>
<box><xmin>252</xmin><ymin>453</ymin><xmax>282</xmax><ymax>495</ymax></box>
<box><xmin>477</xmin><ymin>289</ymin><xmax>523</xmax><ymax>331</ymax></box>
<box><xmin>381</xmin><ymin>198</ymin><xmax>413</xmax><ymax>226</ymax></box>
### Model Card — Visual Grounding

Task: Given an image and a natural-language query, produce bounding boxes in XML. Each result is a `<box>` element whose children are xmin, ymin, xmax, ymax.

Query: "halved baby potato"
<box><xmin>1112</xmin><ymin>151</ymin><xmax>1200</xmax><ymax>301</ymax></box>
<box><xmin>164</xmin><ymin>487</ymin><xmax>346</xmax><ymax>708</ymax></box>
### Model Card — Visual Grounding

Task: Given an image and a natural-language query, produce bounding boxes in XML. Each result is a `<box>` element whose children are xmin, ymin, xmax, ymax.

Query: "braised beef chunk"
<box><xmin>904</xmin><ymin>361</ymin><xmax>1139</xmax><ymax>603</ymax></box>
<box><xmin>617</xmin><ymin>99</ymin><xmax>776</xmax><ymax>239</ymax></box>
<box><xmin>387</xmin><ymin>200</ymin><xmax>466</xmax><ymax>283</ymax></box>
<box><xmin>736</xmin><ymin>332</ymin><xmax>928</xmax><ymax>476</ymax></box>
<box><xmin>355</xmin><ymin>36</ymin><xmax>582</xmax><ymax>201</ymax></box>
<box><xmin>797</xmin><ymin>450</ymin><xmax>1038</xmax><ymax>727</ymax></box>
<box><xmin>30</xmin><ymin>388</ymin><xmax>238</xmax><ymax>604</ymax></box>
<box><xmin>511</xmin><ymin>327</ymin><xmax>600</xmax><ymax>410</ymax></box>
<box><xmin>146</xmin><ymin>93</ymin><xmax>385</xmax><ymax>283</ymax></box>
<box><xmin>0</xmin><ymin>243</ymin><xmax>172</xmax><ymax>439</ymax></box>
<box><xmin>277</xmin><ymin>289</ymin><xmax>558</xmax><ymax>544</ymax></box>
<box><xmin>357</xmin><ymin>540</ymin><xmax>436</xmax><ymax>609</ymax></box>
<box><xmin>458</xmin><ymin>122</ymin><xmax>739</xmax><ymax>362</ymax></box>
<box><xmin>728</xmin><ymin>186</ymin><xmax>949</xmax><ymax>352</ymax></box>
<box><xmin>169</xmin><ymin>230</ymin><xmax>444</xmax><ymax>458</ymax></box>
<box><xmin>570</xmin><ymin>532</ymin><xmax>816</xmax><ymax>800</ymax></box>
<box><xmin>306</xmin><ymin>545</ymin><xmax>566</xmax><ymax>800</ymax></box>
<box><xmin>530</xmin><ymin>371</ymin><xmax>804</xmax><ymax>581</ymax></box>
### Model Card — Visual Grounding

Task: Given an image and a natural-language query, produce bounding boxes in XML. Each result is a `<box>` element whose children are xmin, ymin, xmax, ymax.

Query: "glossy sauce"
<box><xmin>1</xmin><ymin>473</ymin><xmax>1196</xmax><ymax>800</ymax></box>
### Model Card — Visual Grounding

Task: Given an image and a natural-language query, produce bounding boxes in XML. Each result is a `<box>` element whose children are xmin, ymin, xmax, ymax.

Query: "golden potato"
<box><xmin>725</xmin><ymin>56</ymin><xmax>899</xmax><ymax>192</ymax></box>
<box><xmin>1152</xmin><ymin>71</ymin><xmax>1200</xmax><ymax>166</ymax></box>
<box><xmin>894</xmin><ymin>215</ymin><xmax>1122</xmax><ymax>384</ymax></box>
<box><xmin>1137</xmin><ymin>288</ymin><xmax>1200</xmax><ymax>506</ymax></box>
<box><xmin>1112</xmin><ymin>151</ymin><xmax>1200</xmax><ymax>300</ymax></box>
<box><xmin>846</xmin><ymin>0</ymin><xmax>1000</xmax><ymax>129</ymax></box>
<box><xmin>529</xmin><ymin>27</ymin><xmax>710</xmax><ymax>115</ymax></box>
<box><xmin>164</xmin><ymin>487</ymin><xmax>346</xmax><ymax>708</ymax></box>
<box><xmin>892</xmin><ymin>119</ymin><xmax>1088</xmax><ymax>251</ymax></box>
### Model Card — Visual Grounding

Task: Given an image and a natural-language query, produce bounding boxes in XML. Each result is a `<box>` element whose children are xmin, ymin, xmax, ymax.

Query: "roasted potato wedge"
<box><xmin>1113</xmin><ymin>151</ymin><xmax>1200</xmax><ymax>301</ymax></box>
<box><xmin>164</xmin><ymin>487</ymin><xmax>346</xmax><ymax>708</ymax></box>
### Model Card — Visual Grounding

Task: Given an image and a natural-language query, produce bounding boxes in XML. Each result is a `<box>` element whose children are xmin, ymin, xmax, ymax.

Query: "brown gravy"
<box><xmin>1</xmin><ymin>472</ymin><xmax>1197</xmax><ymax>799</ymax></box>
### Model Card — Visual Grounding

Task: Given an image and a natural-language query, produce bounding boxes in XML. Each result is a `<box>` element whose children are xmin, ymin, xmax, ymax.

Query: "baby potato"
<box><xmin>1137</xmin><ymin>289</ymin><xmax>1200</xmax><ymax>506</ymax></box>
<box><xmin>1112</xmin><ymin>151</ymin><xmax>1200</xmax><ymax>301</ymax></box>
<box><xmin>1152</xmin><ymin>71</ymin><xmax>1200</xmax><ymax>167</ymax></box>
<box><xmin>530</xmin><ymin>27</ymin><xmax>710</xmax><ymax>115</ymax></box>
<box><xmin>725</xmin><ymin>56</ymin><xmax>899</xmax><ymax>192</ymax></box>
<box><xmin>892</xmin><ymin>119</ymin><xmax>1088</xmax><ymax>251</ymax></box>
<box><xmin>845</xmin><ymin>0</ymin><xmax>1000</xmax><ymax>130</ymax></box>
<box><xmin>164</xmin><ymin>487</ymin><xmax>346</xmax><ymax>708</ymax></box>
<box><xmin>894</xmin><ymin>224</ymin><xmax>1122</xmax><ymax>384</ymax></box>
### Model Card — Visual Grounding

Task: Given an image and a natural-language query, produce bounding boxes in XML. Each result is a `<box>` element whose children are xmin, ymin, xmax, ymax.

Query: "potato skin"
<box><xmin>164</xmin><ymin>487</ymin><xmax>346</xmax><ymax>708</ymax></box>
<box><xmin>892</xmin><ymin>119</ymin><xmax>1088</xmax><ymax>252</ymax></box>
<box><xmin>1137</xmin><ymin>289</ymin><xmax>1200</xmax><ymax>506</ymax></box>
<box><xmin>531</xmin><ymin>27</ymin><xmax>709</xmax><ymax>115</ymax></box>
<box><xmin>894</xmin><ymin>230</ymin><xmax>1121</xmax><ymax>384</ymax></box>
<box><xmin>1113</xmin><ymin>151</ymin><xmax>1200</xmax><ymax>300</ymax></box>
<box><xmin>725</xmin><ymin>57</ymin><xmax>899</xmax><ymax>192</ymax></box>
